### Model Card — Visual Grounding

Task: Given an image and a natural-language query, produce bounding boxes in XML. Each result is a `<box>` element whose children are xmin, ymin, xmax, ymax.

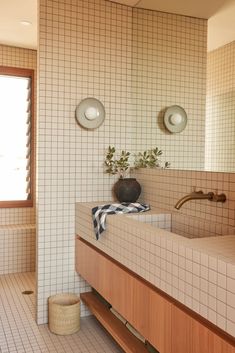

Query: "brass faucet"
<box><xmin>174</xmin><ymin>190</ymin><xmax>226</xmax><ymax>210</ymax></box>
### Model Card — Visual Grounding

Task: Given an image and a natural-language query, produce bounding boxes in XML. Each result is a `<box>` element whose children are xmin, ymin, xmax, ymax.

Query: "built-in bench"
<box><xmin>0</xmin><ymin>224</ymin><xmax>36</xmax><ymax>275</ymax></box>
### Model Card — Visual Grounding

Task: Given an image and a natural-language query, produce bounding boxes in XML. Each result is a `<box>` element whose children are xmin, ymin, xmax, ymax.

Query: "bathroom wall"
<box><xmin>37</xmin><ymin>0</ymin><xmax>207</xmax><ymax>323</ymax></box>
<box><xmin>37</xmin><ymin>0</ymin><xmax>133</xmax><ymax>324</ymax></box>
<box><xmin>133</xmin><ymin>168</ymin><xmax>235</xmax><ymax>237</ymax></box>
<box><xmin>0</xmin><ymin>44</ymin><xmax>36</xmax><ymax>275</ymax></box>
<box><xmin>0</xmin><ymin>225</ymin><xmax>36</xmax><ymax>275</ymax></box>
<box><xmin>205</xmin><ymin>41</ymin><xmax>235</xmax><ymax>172</ymax></box>
<box><xmin>132</xmin><ymin>9</ymin><xmax>207</xmax><ymax>170</ymax></box>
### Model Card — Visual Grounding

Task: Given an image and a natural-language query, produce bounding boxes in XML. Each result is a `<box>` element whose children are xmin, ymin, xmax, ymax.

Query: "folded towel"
<box><xmin>92</xmin><ymin>202</ymin><xmax>150</xmax><ymax>240</ymax></box>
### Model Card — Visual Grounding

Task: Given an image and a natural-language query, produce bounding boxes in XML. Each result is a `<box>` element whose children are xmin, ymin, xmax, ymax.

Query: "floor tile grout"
<box><xmin>0</xmin><ymin>272</ymin><xmax>123</xmax><ymax>353</ymax></box>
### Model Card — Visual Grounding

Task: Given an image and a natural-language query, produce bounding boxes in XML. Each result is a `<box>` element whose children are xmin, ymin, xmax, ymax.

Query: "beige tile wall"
<box><xmin>38</xmin><ymin>0</ymin><xmax>208</xmax><ymax>323</ymax></box>
<box><xmin>0</xmin><ymin>224</ymin><xmax>36</xmax><ymax>275</ymax></box>
<box><xmin>37</xmin><ymin>0</ymin><xmax>133</xmax><ymax>324</ymax></box>
<box><xmin>132</xmin><ymin>168</ymin><xmax>235</xmax><ymax>236</ymax></box>
<box><xmin>132</xmin><ymin>9</ymin><xmax>207</xmax><ymax>170</ymax></box>
<box><xmin>206</xmin><ymin>41</ymin><xmax>235</xmax><ymax>172</ymax></box>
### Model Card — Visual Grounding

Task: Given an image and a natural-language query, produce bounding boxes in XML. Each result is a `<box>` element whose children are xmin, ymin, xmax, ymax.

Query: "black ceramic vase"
<box><xmin>113</xmin><ymin>178</ymin><xmax>141</xmax><ymax>203</ymax></box>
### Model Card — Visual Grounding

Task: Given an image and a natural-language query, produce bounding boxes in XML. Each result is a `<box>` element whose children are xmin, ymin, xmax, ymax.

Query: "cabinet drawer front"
<box><xmin>76</xmin><ymin>237</ymin><xmax>171</xmax><ymax>353</ymax></box>
<box><xmin>76</xmin><ymin>237</ymin><xmax>235</xmax><ymax>353</ymax></box>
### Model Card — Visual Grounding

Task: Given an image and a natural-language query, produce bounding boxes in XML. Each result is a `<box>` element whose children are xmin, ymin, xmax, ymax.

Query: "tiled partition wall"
<box><xmin>37</xmin><ymin>0</ymin><xmax>207</xmax><ymax>323</ymax></box>
<box><xmin>0</xmin><ymin>45</ymin><xmax>36</xmax><ymax>275</ymax></box>
<box><xmin>205</xmin><ymin>41</ymin><xmax>235</xmax><ymax>172</ymax></box>
<box><xmin>133</xmin><ymin>168</ymin><xmax>235</xmax><ymax>236</ymax></box>
<box><xmin>37</xmin><ymin>0</ymin><xmax>133</xmax><ymax>324</ymax></box>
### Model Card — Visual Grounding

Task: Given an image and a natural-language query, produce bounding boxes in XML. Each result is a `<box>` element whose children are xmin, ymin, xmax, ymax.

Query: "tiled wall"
<box><xmin>132</xmin><ymin>9</ymin><xmax>207</xmax><ymax>170</ymax></box>
<box><xmin>206</xmin><ymin>41</ymin><xmax>235</xmax><ymax>172</ymax></box>
<box><xmin>0</xmin><ymin>225</ymin><xmax>36</xmax><ymax>275</ymax></box>
<box><xmin>37</xmin><ymin>0</ymin><xmax>207</xmax><ymax>323</ymax></box>
<box><xmin>37</xmin><ymin>0</ymin><xmax>133</xmax><ymax>323</ymax></box>
<box><xmin>132</xmin><ymin>168</ymin><xmax>235</xmax><ymax>236</ymax></box>
<box><xmin>0</xmin><ymin>45</ymin><xmax>36</xmax><ymax>275</ymax></box>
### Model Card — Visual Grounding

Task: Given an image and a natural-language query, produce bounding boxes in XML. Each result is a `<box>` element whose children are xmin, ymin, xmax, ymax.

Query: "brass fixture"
<box><xmin>174</xmin><ymin>190</ymin><xmax>226</xmax><ymax>210</ymax></box>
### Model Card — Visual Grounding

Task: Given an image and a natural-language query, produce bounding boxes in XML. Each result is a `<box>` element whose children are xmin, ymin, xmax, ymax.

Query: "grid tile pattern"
<box><xmin>75</xmin><ymin>201</ymin><xmax>235</xmax><ymax>337</ymax></box>
<box><xmin>206</xmin><ymin>41</ymin><xmax>235</xmax><ymax>172</ymax></box>
<box><xmin>0</xmin><ymin>225</ymin><xmax>36</xmax><ymax>275</ymax></box>
<box><xmin>127</xmin><ymin>212</ymin><xmax>227</xmax><ymax>239</ymax></box>
<box><xmin>133</xmin><ymin>168</ymin><xmax>235</xmax><ymax>234</ymax></box>
<box><xmin>126</xmin><ymin>212</ymin><xmax>171</xmax><ymax>231</ymax></box>
<box><xmin>38</xmin><ymin>0</ymin><xmax>133</xmax><ymax>324</ymax></box>
<box><xmin>132</xmin><ymin>9</ymin><xmax>207</xmax><ymax>170</ymax></box>
<box><xmin>38</xmin><ymin>0</ymin><xmax>208</xmax><ymax>324</ymax></box>
<box><xmin>0</xmin><ymin>272</ymin><xmax>123</xmax><ymax>353</ymax></box>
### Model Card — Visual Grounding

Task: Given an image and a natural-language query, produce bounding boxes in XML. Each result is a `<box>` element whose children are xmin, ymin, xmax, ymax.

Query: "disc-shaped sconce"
<box><xmin>75</xmin><ymin>97</ymin><xmax>105</xmax><ymax>129</ymax></box>
<box><xmin>164</xmin><ymin>105</ymin><xmax>187</xmax><ymax>133</ymax></box>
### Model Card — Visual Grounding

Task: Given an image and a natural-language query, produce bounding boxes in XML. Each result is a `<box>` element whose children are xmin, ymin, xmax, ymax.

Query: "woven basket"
<box><xmin>48</xmin><ymin>293</ymin><xmax>80</xmax><ymax>335</ymax></box>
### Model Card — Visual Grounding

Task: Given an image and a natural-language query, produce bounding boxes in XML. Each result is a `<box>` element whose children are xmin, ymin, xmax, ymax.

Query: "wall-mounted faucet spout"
<box><xmin>174</xmin><ymin>190</ymin><xmax>226</xmax><ymax>210</ymax></box>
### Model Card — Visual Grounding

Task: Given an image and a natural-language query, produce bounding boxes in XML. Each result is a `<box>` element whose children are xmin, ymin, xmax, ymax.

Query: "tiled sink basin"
<box><xmin>126</xmin><ymin>213</ymin><xmax>171</xmax><ymax>231</ymax></box>
<box><xmin>127</xmin><ymin>212</ymin><xmax>228</xmax><ymax>239</ymax></box>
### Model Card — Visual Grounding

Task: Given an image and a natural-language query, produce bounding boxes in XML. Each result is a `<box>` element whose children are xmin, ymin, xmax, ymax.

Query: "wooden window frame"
<box><xmin>0</xmin><ymin>66</ymin><xmax>35</xmax><ymax>208</ymax></box>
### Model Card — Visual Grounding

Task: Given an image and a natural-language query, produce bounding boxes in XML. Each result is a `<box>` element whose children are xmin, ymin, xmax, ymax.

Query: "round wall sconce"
<box><xmin>75</xmin><ymin>97</ymin><xmax>105</xmax><ymax>129</ymax></box>
<box><xmin>163</xmin><ymin>105</ymin><xmax>187</xmax><ymax>133</ymax></box>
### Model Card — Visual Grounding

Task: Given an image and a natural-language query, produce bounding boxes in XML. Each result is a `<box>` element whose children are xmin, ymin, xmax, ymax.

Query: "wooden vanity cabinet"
<box><xmin>76</xmin><ymin>237</ymin><xmax>235</xmax><ymax>353</ymax></box>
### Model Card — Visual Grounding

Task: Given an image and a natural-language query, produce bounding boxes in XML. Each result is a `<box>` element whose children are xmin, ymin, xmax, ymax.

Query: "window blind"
<box><xmin>0</xmin><ymin>68</ymin><xmax>33</xmax><ymax>204</ymax></box>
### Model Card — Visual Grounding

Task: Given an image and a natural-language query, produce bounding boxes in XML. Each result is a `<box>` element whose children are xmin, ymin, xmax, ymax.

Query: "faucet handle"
<box><xmin>212</xmin><ymin>192</ymin><xmax>226</xmax><ymax>203</ymax></box>
<box><xmin>192</xmin><ymin>186</ymin><xmax>203</xmax><ymax>194</ymax></box>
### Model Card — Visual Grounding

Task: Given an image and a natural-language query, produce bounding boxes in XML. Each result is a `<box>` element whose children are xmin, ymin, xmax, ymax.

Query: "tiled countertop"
<box><xmin>75</xmin><ymin>201</ymin><xmax>235</xmax><ymax>338</ymax></box>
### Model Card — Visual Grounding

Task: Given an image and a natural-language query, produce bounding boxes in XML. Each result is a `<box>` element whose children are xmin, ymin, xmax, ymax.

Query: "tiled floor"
<box><xmin>0</xmin><ymin>272</ymin><xmax>123</xmax><ymax>353</ymax></box>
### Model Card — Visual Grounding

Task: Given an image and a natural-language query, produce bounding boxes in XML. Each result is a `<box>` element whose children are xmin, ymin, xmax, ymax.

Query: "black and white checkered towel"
<box><xmin>92</xmin><ymin>203</ymin><xmax>150</xmax><ymax>240</ymax></box>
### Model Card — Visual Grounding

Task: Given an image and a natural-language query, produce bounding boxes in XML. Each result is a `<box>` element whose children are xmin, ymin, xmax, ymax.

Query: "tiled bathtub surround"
<box><xmin>206</xmin><ymin>41</ymin><xmax>235</xmax><ymax>172</ymax></box>
<box><xmin>76</xmin><ymin>202</ymin><xmax>235</xmax><ymax>337</ymax></box>
<box><xmin>38</xmin><ymin>0</ymin><xmax>207</xmax><ymax>324</ymax></box>
<box><xmin>0</xmin><ymin>225</ymin><xmax>36</xmax><ymax>275</ymax></box>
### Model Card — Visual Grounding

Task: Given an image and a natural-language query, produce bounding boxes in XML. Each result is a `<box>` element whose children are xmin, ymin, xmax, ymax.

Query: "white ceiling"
<box><xmin>112</xmin><ymin>0</ymin><xmax>235</xmax><ymax>51</ymax></box>
<box><xmin>208</xmin><ymin>0</ymin><xmax>235</xmax><ymax>51</ymax></box>
<box><xmin>116</xmin><ymin>0</ymin><xmax>230</xmax><ymax>19</ymax></box>
<box><xmin>0</xmin><ymin>0</ymin><xmax>234</xmax><ymax>51</ymax></box>
<box><xmin>0</xmin><ymin>0</ymin><xmax>37</xmax><ymax>50</ymax></box>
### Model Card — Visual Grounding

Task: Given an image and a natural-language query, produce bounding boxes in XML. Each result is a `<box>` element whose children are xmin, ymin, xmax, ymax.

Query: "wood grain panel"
<box><xmin>148</xmin><ymin>288</ymin><xmax>172</xmax><ymax>353</ymax></box>
<box><xmin>192</xmin><ymin>319</ymin><xmax>209</xmax><ymax>353</ymax></box>
<box><xmin>171</xmin><ymin>305</ymin><xmax>192</xmax><ymax>353</ymax></box>
<box><xmin>208</xmin><ymin>331</ymin><xmax>235</xmax><ymax>353</ymax></box>
<box><xmin>76</xmin><ymin>237</ymin><xmax>235</xmax><ymax>353</ymax></box>
<box><xmin>76</xmin><ymin>238</ymin><xmax>169</xmax><ymax>352</ymax></box>
<box><xmin>81</xmin><ymin>292</ymin><xmax>149</xmax><ymax>353</ymax></box>
<box><xmin>76</xmin><ymin>237</ymin><xmax>134</xmax><ymax>322</ymax></box>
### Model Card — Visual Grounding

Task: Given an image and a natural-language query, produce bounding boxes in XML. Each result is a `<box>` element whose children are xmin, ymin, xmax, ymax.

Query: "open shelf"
<box><xmin>80</xmin><ymin>292</ymin><xmax>149</xmax><ymax>353</ymax></box>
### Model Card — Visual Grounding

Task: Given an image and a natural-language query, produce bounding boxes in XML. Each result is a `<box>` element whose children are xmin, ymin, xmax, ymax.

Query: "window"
<box><xmin>0</xmin><ymin>66</ymin><xmax>34</xmax><ymax>207</ymax></box>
